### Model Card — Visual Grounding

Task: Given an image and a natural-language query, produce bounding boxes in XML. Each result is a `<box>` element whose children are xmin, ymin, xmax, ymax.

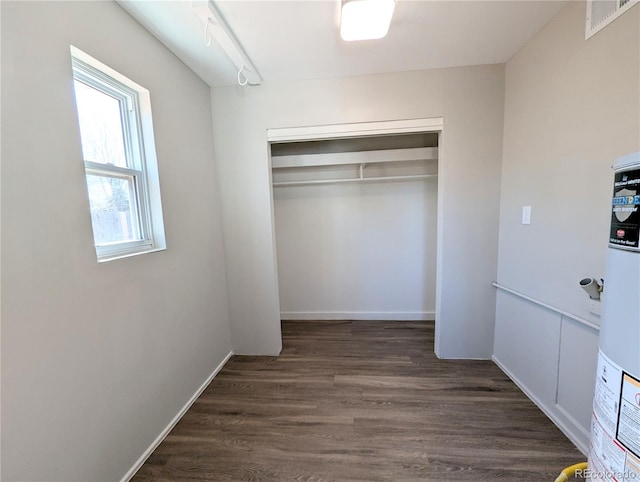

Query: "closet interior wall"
<box><xmin>271</xmin><ymin>133</ymin><xmax>439</xmax><ymax>321</ymax></box>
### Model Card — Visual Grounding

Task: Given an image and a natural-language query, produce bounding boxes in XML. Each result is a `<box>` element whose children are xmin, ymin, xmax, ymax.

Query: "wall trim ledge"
<box><xmin>493</xmin><ymin>282</ymin><xmax>600</xmax><ymax>331</ymax></box>
<box><xmin>120</xmin><ymin>350</ymin><xmax>234</xmax><ymax>482</ymax></box>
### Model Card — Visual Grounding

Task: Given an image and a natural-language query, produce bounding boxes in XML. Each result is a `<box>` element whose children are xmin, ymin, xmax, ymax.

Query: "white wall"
<box><xmin>494</xmin><ymin>1</ymin><xmax>640</xmax><ymax>453</ymax></box>
<box><xmin>274</xmin><ymin>178</ymin><xmax>438</xmax><ymax>320</ymax></box>
<box><xmin>1</xmin><ymin>2</ymin><xmax>232</xmax><ymax>481</ymax></box>
<box><xmin>212</xmin><ymin>65</ymin><xmax>504</xmax><ymax>358</ymax></box>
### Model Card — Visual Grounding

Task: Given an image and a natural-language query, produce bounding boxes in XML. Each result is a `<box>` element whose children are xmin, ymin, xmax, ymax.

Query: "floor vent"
<box><xmin>586</xmin><ymin>0</ymin><xmax>639</xmax><ymax>39</ymax></box>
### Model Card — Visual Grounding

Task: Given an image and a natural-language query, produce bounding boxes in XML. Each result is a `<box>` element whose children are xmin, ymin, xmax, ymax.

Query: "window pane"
<box><xmin>74</xmin><ymin>80</ymin><xmax>128</xmax><ymax>168</ymax></box>
<box><xmin>86</xmin><ymin>173</ymin><xmax>141</xmax><ymax>245</ymax></box>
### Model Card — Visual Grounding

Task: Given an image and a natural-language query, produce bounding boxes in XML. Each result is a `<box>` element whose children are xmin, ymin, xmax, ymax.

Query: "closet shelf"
<box><xmin>271</xmin><ymin>146</ymin><xmax>438</xmax><ymax>187</ymax></box>
<box><xmin>272</xmin><ymin>173</ymin><xmax>437</xmax><ymax>187</ymax></box>
<box><xmin>271</xmin><ymin>147</ymin><xmax>437</xmax><ymax>169</ymax></box>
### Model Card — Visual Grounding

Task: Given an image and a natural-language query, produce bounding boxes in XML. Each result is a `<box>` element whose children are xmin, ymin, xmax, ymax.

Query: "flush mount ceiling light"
<box><xmin>340</xmin><ymin>0</ymin><xmax>395</xmax><ymax>41</ymax></box>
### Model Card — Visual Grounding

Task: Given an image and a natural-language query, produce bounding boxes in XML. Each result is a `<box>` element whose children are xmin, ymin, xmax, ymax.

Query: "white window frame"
<box><xmin>70</xmin><ymin>46</ymin><xmax>166</xmax><ymax>262</ymax></box>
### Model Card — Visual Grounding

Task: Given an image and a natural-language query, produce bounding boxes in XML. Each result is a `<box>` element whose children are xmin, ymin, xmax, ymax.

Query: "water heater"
<box><xmin>588</xmin><ymin>152</ymin><xmax>640</xmax><ymax>481</ymax></box>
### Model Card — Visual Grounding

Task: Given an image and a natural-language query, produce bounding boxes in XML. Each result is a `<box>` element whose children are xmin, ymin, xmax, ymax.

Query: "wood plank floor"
<box><xmin>133</xmin><ymin>321</ymin><xmax>585</xmax><ymax>481</ymax></box>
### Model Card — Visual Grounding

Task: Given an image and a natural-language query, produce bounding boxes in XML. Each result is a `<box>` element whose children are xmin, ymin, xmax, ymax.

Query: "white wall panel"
<box><xmin>557</xmin><ymin>318</ymin><xmax>599</xmax><ymax>439</ymax></box>
<box><xmin>274</xmin><ymin>179</ymin><xmax>437</xmax><ymax>320</ymax></box>
<box><xmin>493</xmin><ymin>291</ymin><xmax>599</xmax><ymax>454</ymax></box>
<box><xmin>494</xmin><ymin>291</ymin><xmax>561</xmax><ymax>404</ymax></box>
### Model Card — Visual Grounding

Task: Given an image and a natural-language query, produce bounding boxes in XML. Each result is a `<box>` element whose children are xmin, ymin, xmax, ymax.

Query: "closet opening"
<box><xmin>267</xmin><ymin>119</ymin><xmax>442</xmax><ymax>339</ymax></box>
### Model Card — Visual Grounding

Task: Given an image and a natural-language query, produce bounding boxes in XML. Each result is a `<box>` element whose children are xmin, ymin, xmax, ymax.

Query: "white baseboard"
<box><xmin>280</xmin><ymin>311</ymin><xmax>435</xmax><ymax>321</ymax></box>
<box><xmin>492</xmin><ymin>355</ymin><xmax>589</xmax><ymax>456</ymax></box>
<box><xmin>120</xmin><ymin>351</ymin><xmax>234</xmax><ymax>482</ymax></box>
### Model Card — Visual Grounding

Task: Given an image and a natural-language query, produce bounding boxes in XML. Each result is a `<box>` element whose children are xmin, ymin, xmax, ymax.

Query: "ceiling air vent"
<box><xmin>586</xmin><ymin>0</ymin><xmax>639</xmax><ymax>39</ymax></box>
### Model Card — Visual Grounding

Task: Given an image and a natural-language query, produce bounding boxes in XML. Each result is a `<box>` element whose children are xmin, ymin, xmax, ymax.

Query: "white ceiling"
<box><xmin>118</xmin><ymin>0</ymin><xmax>568</xmax><ymax>87</ymax></box>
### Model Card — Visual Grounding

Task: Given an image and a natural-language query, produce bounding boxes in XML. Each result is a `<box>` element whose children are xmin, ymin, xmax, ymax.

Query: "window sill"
<box><xmin>97</xmin><ymin>246</ymin><xmax>166</xmax><ymax>263</ymax></box>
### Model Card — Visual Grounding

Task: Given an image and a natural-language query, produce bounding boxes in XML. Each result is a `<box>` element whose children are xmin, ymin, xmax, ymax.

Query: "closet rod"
<box><xmin>273</xmin><ymin>174</ymin><xmax>437</xmax><ymax>187</ymax></box>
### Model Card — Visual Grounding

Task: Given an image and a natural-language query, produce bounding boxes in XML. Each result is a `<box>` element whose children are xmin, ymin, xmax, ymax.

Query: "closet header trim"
<box><xmin>267</xmin><ymin>117</ymin><xmax>444</xmax><ymax>143</ymax></box>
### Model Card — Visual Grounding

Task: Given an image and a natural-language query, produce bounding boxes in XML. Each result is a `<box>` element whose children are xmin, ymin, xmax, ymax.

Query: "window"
<box><xmin>71</xmin><ymin>47</ymin><xmax>165</xmax><ymax>261</ymax></box>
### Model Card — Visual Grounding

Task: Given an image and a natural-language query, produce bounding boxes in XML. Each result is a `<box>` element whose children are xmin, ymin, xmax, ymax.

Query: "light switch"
<box><xmin>522</xmin><ymin>206</ymin><xmax>531</xmax><ymax>225</ymax></box>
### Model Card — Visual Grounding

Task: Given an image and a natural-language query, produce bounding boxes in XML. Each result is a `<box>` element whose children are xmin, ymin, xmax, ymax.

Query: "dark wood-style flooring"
<box><xmin>133</xmin><ymin>321</ymin><xmax>585</xmax><ymax>481</ymax></box>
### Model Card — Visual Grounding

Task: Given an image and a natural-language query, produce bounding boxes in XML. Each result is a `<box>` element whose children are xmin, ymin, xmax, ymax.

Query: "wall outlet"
<box><xmin>522</xmin><ymin>206</ymin><xmax>531</xmax><ymax>225</ymax></box>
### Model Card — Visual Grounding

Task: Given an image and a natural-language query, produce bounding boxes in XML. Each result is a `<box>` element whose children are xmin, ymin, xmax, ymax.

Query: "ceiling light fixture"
<box><xmin>340</xmin><ymin>0</ymin><xmax>395</xmax><ymax>42</ymax></box>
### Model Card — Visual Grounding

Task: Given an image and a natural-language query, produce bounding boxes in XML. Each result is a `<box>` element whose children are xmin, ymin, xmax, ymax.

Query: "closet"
<box><xmin>270</xmin><ymin>132</ymin><xmax>439</xmax><ymax>321</ymax></box>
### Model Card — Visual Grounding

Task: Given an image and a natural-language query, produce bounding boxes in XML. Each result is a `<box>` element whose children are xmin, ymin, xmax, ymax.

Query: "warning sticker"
<box><xmin>610</xmin><ymin>167</ymin><xmax>640</xmax><ymax>250</ymax></box>
<box><xmin>617</xmin><ymin>373</ymin><xmax>640</xmax><ymax>458</ymax></box>
<box><xmin>588</xmin><ymin>350</ymin><xmax>640</xmax><ymax>481</ymax></box>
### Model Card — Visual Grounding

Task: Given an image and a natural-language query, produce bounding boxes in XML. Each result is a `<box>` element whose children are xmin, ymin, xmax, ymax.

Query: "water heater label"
<box><xmin>617</xmin><ymin>373</ymin><xmax>640</xmax><ymax>459</ymax></box>
<box><xmin>589</xmin><ymin>350</ymin><xmax>640</xmax><ymax>481</ymax></box>
<box><xmin>610</xmin><ymin>167</ymin><xmax>640</xmax><ymax>250</ymax></box>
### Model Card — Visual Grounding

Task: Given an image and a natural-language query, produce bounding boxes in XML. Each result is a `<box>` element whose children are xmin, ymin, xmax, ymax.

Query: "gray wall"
<box><xmin>211</xmin><ymin>65</ymin><xmax>505</xmax><ymax>358</ymax></box>
<box><xmin>494</xmin><ymin>1</ymin><xmax>640</xmax><ymax>452</ymax></box>
<box><xmin>1</xmin><ymin>2</ymin><xmax>232</xmax><ymax>480</ymax></box>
